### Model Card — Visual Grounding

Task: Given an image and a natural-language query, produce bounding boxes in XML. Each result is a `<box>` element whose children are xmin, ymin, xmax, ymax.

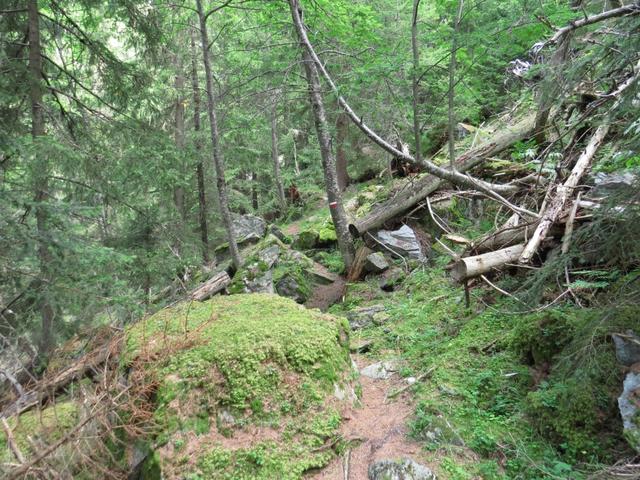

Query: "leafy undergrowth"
<box><xmin>332</xmin><ymin>264</ymin><xmax>637</xmax><ymax>479</ymax></box>
<box><xmin>124</xmin><ymin>294</ymin><xmax>354</xmax><ymax>479</ymax></box>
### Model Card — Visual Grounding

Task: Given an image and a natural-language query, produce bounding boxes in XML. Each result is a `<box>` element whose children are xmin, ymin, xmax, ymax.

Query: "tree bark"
<box><xmin>411</xmin><ymin>0</ymin><xmax>422</xmax><ymax>165</ymax></box>
<box><xmin>447</xmin><ymin>0</ymin><xmax>464</xmax><ymax>167</ymax></box>
<box><xmin>195</xmin><ymin>0</ymin><xmax>241</xmax><ymax>271</ymax></box>
<box><xmin>29</xmin><ymin>0</ymin><xmax>54</xmax><ymax>357</ymax></box>
<box><xmin>190</xmin><ymin>271</ymin><xmax>231</xmax><ymax>301</ymax></box>
<box><xmin>349</xmin><ymin>113</ymin><xmax>536</xmax><ymax>237</ymax></box>
<box><xmin>191</xmin><ymin>28</ymin><xmax>210</xmax><ymax>265</ymax></box>
<box><xmin>271</xmin><ymin>102</ymin><xmax>287</xmax><ymax>209</ymax></box>
<box><xmin>173</xmin><ymin>55</ymin><xmax>186</xmax><ymax>222</ymax></box>
<box><xmin>335</xmin><ymin>111</ymin><xmax>350</xmax><ymax>191</ymax></box>
<box><xmin>451</xmin><ymin>244</ymin><xmax>525</xmax><ymax>283</ymax></box>
<box><xmin>520</xmin><ymin>124</ymin><xmax>609</xmax><ymax>263</ymax></box>
<box><xmin>289</xmin><ymin>0</ymin><xmax>355</xmax><ymax>268</ymax></box>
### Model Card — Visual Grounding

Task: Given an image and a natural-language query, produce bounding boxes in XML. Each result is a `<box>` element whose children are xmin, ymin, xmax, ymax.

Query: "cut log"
<box><xmin>349</xmin><ymin>113</ymin><xmax>536</xmax><ymax>237</ymax></box>
<box><xmin>190</xmin><ymin>271</ymin><xmax>231</xmax><ymax>302</ymax></box>
<box><xmin>520</xmin><ymin>124</ymin><xmax>609</xmax><ymax>263</ymax></box>
<box><xmin>451</xmin><ymin>244</ymin><xmax>525</xmax><ymax>282</ymax></box>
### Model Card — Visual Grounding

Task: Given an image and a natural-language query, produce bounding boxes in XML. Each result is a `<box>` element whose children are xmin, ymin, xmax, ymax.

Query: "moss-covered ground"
<box><xmin>0</xmin><ymin>401</ymin><xmax>78</xmax><ymax>464</ymax></box>
<box><xmin>329</xmin><ymin>262</ymin><xmax>638</xmax><ymax>479</ymax></box>
<box><xmin>124</xmin><ymin>294</ymin><xmax>354</xmax><ymax>479</ymax></box>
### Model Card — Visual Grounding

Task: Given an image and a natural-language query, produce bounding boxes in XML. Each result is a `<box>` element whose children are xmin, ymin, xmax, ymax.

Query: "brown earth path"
<box><xmin>306</xmin><ymin>355</ymin><xmax>430</xmax><ymax>480</ymax></box>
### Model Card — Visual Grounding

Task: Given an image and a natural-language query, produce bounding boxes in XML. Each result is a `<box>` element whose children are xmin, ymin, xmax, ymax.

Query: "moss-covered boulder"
<box><xmin>125</xmin><ymin>294</ymin><xmax>355</xmax><ymax>479</ymax></box>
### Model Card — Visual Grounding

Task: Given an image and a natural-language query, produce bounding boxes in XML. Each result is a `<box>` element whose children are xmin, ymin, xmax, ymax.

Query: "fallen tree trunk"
<box><xmin>520</xmin><ymin>124</ymin><xmax>609</xmax><ymax>263</ymax></box>
<box><xmin>451</xmin><ymin>244</ymin><xmax>525</xmax><ymax>282</ymax></box>
<box><xmin>1</xmin><ymin>338</ymin><xmax>120</xmax><ymax>418</ymax></box>
<box><xmin>190</xmin><ymin>271</ymin><xmax>231</xmax><ymax>301</ymax></box>
<box><xmin>349</xmin><ymin>113</ymin><xmax>536</xmax><ymax>237</ymax></box>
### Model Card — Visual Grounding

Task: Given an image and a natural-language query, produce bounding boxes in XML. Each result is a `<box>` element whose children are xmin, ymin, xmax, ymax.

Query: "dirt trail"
<box><xmin>306</xmin><ymin>356</ymin><xmax>429</xmax><ymax>479</ymax></box>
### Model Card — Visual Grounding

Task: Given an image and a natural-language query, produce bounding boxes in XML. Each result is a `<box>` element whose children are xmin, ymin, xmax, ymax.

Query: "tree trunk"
<box><xmin>29</xmin><ymin>0</ymin><xmax>54</xmax><ymax>357</ymax></box>
<box><xmin>191</xmin><ymin>28</ymin><xmax>210</xmax><ymax>265</ymax></box>
<box><xmin>190</xmin><ymin>271</ymin><xmax>231</xmax><ymax>301</ymax></box>
<box><xmin>520</xmin><ymin>124</ymin><xmax>609</xmax><ymax>263</ymax></box>
<box><xmin>195</xmin><ymin>0</ymin><xmax>241</xmax><ymax>271</ymax></box>
<box><xmin>173</xmin><ymin>56</ymin><xmax>186</xmax><ymax>222</ymax></box>
<box><xmin>447</xmin><ymin>0</ymin><xmax>464</xmax><ymax>167</ymax></box>
<box><xmin>290</xmin><ymin>0</ymin><xmax>355</xmax><ymax>268</ymax></box>
<box><xmin>411</xmin><ymin>0</ymin><xmax>422</xmax><ymax>165</ymax></box>
<box><xmin>251</xmin><ymin>171</ymin><xmax>259</xmax><ymax>210</ymax></box>
<box><xmin>335</xmin><ymin>111</ymin><xmax>350</xmax><ymax>191</ymax></box>
<box><xmin>271</xmin><ymin>103</ymin><xmax>287</xmax><ymax>209</ymax></box>
<box><xmin>349</xmin><ymin>113</ymin><xmax>536</xmax><ymax>237</ymax></box>
<box><xmin>451</xmin><ymin>244</ymin><xmax>525</xmax><ymax>283</ymax></box>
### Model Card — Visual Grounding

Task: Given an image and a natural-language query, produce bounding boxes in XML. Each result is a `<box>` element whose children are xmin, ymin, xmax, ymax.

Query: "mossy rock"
<box><xmin>124</xmin><ymin>294</ymin><xmax>354</xmax><ymax>479</ymax></box>
<box><xmin>292</xmin><ymin>230</ymin><xmax>320</xmax><ymax>250</ymax></box>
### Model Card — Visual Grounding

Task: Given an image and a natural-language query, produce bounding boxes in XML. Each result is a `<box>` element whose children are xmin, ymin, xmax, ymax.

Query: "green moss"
<box><xmin>0</xmin><ymin>401</ymin><xmax>79</xmax><ymax>463</ymax></box>
<box><xmin>197</xmin><ymin>441</ymin><xmax>332</xmax><ymax>479</ymax></box>
<box><xmin>125</xmin><ymin>294</ymin><xmax>352</xmax><ymax>478</ymax></box>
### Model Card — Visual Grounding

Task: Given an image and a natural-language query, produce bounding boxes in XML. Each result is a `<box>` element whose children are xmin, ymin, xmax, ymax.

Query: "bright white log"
<box><xmin>451</xmin><ymin>244</ymin><xmax>525</xmax><ymax>282</ymax></box>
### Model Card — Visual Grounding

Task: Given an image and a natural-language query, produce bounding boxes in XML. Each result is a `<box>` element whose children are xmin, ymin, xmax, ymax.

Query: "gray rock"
<box><xmin>334</xmin><ymin>382</ymin><xmax>358</xmax><ymax>403</ymax></box>
<box><xmin>618</xmin><ymin>372</ymin><xmax>640</xmax><ymax>453</ymax></box>
<box><xmin>268</xmin><ymin>224</ymin><xmax>289</xmax><ymax>243</ymax></box>
<box><xmin>217</xmin><ymin>409</ymin><xmax>236</xmax><ymax>427</ymax></box>
<box><xmin>613</xmin><ymin>331</ymin><xmax>640</xmax><ymax>366</ymax></box>
<box><xmin>360</xmin><ymin>360</ymin><xmax>398</xmax><ymax>380</ymax></box>
<box><xmin>368</xmin><ymin>458</ymin><xmax>436</xmax><ymax>480</ymax></box>
<box><xmin>346</xmin><ymin>304</ymin><xmax>386</xmax><ymax>330</ymax></box>
<box><xmin>350</xmin><ymin>339</ymin><xmax>374</xmax><ymax>353</ymax></box>
<box><xmin>378</xmin><ymin>267</ymin><xmax>406</xmax><ymax>291</ymax></box>
<box><xmin>376</xmin><ymin>225</ymin><xmax>425</xmax><ymax>260</ymax></box>
<box><xmin>591</xmin><ymin>171</ymin><xmax>638</xmax><ymax>198</ymax></box>
<box><xmin>307</xmin><ymin>265</ymin><xmax>338</xmax><ymax>285</ymax></box>
<box><xmin>232</xmin><ymin>214</ymin><xmax>266</xmax><ymax>243</ymax></box>
<box><xmin>365</xmin><ymin>252</ymin><xmax>390</xmax><ymax>273</ymax></box>
<box><xmin>258</xmin><ymin>245</ymin><xmax>280</xmax><ymax>269</ymax></box>
<box><xmin>244</xmin><ymin>269</ymin><xmax>274</xmax><ymax>294</ymax></box>
<box><xmin>276</xmin><ymin>275</ymin><xmax>307</xmax><ymax>303</ymax></box>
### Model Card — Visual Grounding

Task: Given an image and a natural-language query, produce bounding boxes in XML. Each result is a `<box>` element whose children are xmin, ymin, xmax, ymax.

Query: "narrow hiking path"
<box><xmin>308</xmin><ymin>355</ymin><xmax>429</xmax><ymax>479</ymax></box>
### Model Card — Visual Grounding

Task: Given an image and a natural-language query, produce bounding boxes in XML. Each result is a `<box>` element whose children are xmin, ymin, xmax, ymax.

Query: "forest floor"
<box><xmin>308</xmin><ymin>355</ymin><xmax>428</xmax><ymax>479</ymax></box>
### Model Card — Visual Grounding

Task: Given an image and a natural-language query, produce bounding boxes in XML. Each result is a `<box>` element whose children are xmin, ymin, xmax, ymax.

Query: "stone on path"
<box><xmin>360</xmin><ymin>360</ymin><xmax>398</xmax><ymax>380</ymax></box>
<box><xmin>368</xmin><ymin>458</ymin><xmax>436</xmax><ymax>480</ymax></box>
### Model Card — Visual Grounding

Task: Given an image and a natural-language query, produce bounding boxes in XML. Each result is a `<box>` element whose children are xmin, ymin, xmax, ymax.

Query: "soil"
<box><xmin>306</xmin><ymin>355</ymin><xmax>430</xmax><ymax>480</ymax></box>
<box><xmin>306</xmin><ymin>275</ymin><xmax>346</xmax><ymax>311</ymax></box>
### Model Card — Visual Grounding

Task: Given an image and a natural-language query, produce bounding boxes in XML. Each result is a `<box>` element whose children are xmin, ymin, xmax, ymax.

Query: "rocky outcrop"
<box><xmin>231</xmin><ymin>213</ymin><xmax>266</xmax><ymax>242</ymax></box>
